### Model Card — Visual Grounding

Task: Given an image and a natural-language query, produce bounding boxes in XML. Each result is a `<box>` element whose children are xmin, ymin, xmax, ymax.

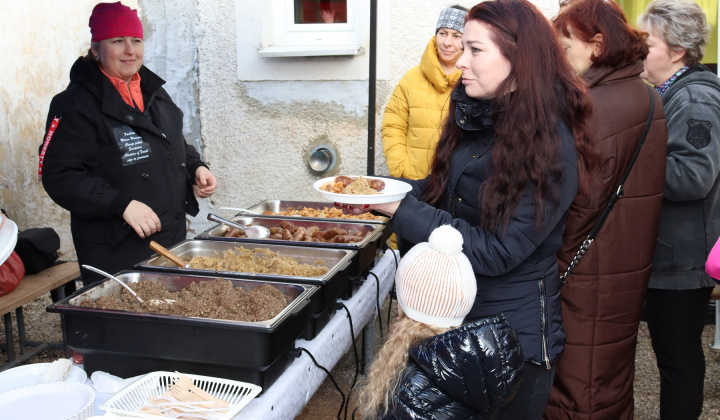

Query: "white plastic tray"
<box><xmin>100</xmin><ymin>371</ymin><xmax>261</xmax><ymax>420</ymax></box>
<box><xmin>313</xmin><ymin>176</ymin><xmax>411</xmax><ymax>205</ymax></box>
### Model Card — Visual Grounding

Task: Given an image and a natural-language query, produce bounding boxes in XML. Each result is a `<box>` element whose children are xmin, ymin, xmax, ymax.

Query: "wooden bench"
<box><xmin>0</xmin><ymin>261</ymin><xmax>80</xmax><ymax>370</ymax></box>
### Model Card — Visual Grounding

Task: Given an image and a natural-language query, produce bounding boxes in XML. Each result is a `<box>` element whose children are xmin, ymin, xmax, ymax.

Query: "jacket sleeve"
<box><xmin>40</xmin><ymin>98</ymin><xmax>131</xmax><ymax>219</ymax></box>
<box><xmin>382</xmin><ymin>75</ymin><xmax>412</xmax><ymax>178</ymax></box>
<box><xmin>706</xmin><ymin>235</ymin><xmax>720</xmax><ymax>281</ymax></box>
<box><xmin>664</xmin><ymin>88</ymin><xmax>720</xmax><ymax>201</ymax></box>
<box><xmin>392</xmin><ymin>158</ymin><xmax>577</xmax><ymax>277</ymax></box>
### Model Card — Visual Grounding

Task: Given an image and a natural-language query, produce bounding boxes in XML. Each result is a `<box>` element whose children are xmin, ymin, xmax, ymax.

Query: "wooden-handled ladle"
<box><xmin>149</xmin><ymin>241</ymin><xmax>190</xmax><ymax>268</ymax></box>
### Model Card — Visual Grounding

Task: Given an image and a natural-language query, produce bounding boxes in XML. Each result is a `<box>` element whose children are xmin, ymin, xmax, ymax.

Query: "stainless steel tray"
<box><xmin>134</xmin><ymin>240</ymin><xmax>355</xmax><ymax>315</ymax></box>
<box><xmin>55</xmin><ymin>271</ymin><xmax>316</xmax><ymax>328</ymax></box>
<box><xmin>241</xmin><ymin>200</ymin><xmax>389</xmax><ymax>224</ymax></box>
<box><xmin>196</xmin><ymin>216</ymin><xmax>386</xmax><ymax>279</ymax></box>
<box><xmin>197</xmin><ymin>215</ymin><xmax>382</xmax><ymax>249</ymax></box>
<box><xmin>135</xmin><ymin>239</ymin><xmax>353</xmax><ymax>282</ymax></box>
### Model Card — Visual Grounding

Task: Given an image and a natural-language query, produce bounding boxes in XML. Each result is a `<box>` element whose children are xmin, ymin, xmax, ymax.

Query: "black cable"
<box><xmin>367</xmin><ymin>271</ymin><xmax>383</xmax><ymax>341</ymax></box>
<box><xmin>291</xmin><ymin>347</ymin><xmax>346</xmax><ymax>420</ymax></box>
<box><xmin>336</xmin><ymin>302</ymin><xmax>359</xmax><ymax>420</ymax></box>
<box><xmin>387</xmin><ymin>249</ymin><xmax>399</xmax><ymax>326</ymax></box>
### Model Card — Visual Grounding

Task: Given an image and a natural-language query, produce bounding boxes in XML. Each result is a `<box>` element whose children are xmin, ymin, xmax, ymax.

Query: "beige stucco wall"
<box><xmin>2</xmin><ymin>0</ymin><xmax>557</xmax><ymax>264</ymax></box>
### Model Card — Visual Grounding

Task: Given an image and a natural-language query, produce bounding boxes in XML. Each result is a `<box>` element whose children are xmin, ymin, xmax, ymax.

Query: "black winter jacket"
<box><xmin>381</xmin><ymin>314</ymin><xmax>524</xmax><ymax>419</ymax></box>
<box><xmin>393</xmin><ymin>88</ymin><xmax>578</xmax><ymax>365</ymax></box>
<box><xmin>40</xmin><ymin>57</ymin><xmax>205</xmax><ymax>282</ymax></box>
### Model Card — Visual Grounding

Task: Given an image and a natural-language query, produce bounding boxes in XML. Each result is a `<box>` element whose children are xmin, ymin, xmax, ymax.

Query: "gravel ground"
<box><xmin>2</xmin><ymin>287</ymin><xmax>719</xmax><ymax>419</ymax></box>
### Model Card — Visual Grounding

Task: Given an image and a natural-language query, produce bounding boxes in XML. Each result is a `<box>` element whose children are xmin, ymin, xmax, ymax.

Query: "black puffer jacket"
<box><xmin>381</xmin><ymin>314</ymin><xmax>524</xmax><ymax>419</ymax></box>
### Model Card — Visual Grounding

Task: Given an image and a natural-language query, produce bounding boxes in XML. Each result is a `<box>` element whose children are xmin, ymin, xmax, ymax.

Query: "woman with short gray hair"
<box><xmin>637</xmin><ymin>1</ymin><xmax>720</xmax><ymax>418</ymax></box>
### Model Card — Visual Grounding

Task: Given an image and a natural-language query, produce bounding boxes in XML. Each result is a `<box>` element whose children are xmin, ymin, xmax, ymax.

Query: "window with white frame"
<box><xmin>258</xmin><ymin>0</ymin><xmax>363</xmax><ymax>57</ymax></box>
<box><xmin>235</xmin><ymin>0</ymin><xmax>389</xmax><ymax>81</ymax></box>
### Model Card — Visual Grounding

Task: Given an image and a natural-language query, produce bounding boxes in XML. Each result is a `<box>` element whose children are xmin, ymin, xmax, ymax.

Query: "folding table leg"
<box><xmin>16</xmin><ymin>307</ymin><xmax>26</xmax><ymax>355</ymax></box>
<box><xmin>3</xmin><ymin>313</ymin><xmax>15</xmax><ymax>363</ymax></box>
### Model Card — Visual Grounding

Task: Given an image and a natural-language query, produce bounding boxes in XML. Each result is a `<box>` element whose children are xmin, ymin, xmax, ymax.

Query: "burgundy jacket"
<box><xmin>544</xmin><ymin>62</ymin><xmax>667</xmax><ymax>420</ymax></box>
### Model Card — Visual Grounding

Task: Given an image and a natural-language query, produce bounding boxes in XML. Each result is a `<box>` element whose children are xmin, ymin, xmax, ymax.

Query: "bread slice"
<box><xmin>37</xmin><ymin>359</ymin><xmax>72</xmax><ymax>383</ymax></box>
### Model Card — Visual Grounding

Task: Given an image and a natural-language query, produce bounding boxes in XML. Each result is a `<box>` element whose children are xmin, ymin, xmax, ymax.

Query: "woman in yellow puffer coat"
<box><xmin>382</xmin><ymin>5</ymin><xmax>467</xmax><ymax>180</ymax></box>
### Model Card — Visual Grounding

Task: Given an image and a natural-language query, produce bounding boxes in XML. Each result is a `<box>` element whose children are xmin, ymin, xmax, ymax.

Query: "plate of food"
<box><xmin>313</xmin><ymin>175</ymin><xmax>412</xmax><ymax>205</ymax></box>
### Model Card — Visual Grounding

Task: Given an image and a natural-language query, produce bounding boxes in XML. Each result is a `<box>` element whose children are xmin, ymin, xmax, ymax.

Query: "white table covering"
<box><xmin>234</xmin><ymin>249</ymin><xmax>396</xmax><ymax>419</ymax></box>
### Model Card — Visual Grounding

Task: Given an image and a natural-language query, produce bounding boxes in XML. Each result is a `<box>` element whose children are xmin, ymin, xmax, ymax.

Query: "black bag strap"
<box><xmin>560</xmin><ymin>84</ymin><xmax>656</xmax><ymax>283</ymax></box>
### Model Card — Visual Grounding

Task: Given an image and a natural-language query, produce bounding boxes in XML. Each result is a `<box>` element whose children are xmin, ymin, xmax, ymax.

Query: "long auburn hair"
<box><xmin>358</xmin><ymin>317</ymin><xmax>448</xmax><ymax>419</ymax></box>
<box><xmin>423</xmin><ymin>0</ymin><xmax>597</xmax><ymax>231</ymax></box>
<box><xmin>554</xmin><ymin>0</ymin><xmax>649</xmax><ymax>68</ymax></box>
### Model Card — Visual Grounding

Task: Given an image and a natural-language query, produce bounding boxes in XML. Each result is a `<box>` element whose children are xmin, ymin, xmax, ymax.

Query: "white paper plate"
<box><xmin>313</xmin><ymin>176</ymin><xmax>412</xmax><ymax>205</ymax></box>
<box><xmin>0</xmin><ymin>214</ymin><xmax>18</xmax><ymax>266</ymax></box>
<box><xmin>0</xmin><ymin>381</ymin><xmax>95</xmax><ymax>420</ymax></box>
<box><xmin>0</xmin><ymin>363</ymin><xmax>87</xmax><ymax>393</ymax></box>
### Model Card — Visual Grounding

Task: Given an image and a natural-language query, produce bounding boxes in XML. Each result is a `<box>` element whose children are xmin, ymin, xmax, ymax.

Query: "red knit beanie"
<box><xmin>89</xmin><ymin>2</ymin><xmax>143</xmax><ymax>42</ymax></box>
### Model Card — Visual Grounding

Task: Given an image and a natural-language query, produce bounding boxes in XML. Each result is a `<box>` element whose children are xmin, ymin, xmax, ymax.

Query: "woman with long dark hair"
<box><xmin>545</xmin><ymin>1</ymin><xmax>668</xmax><ymax>418</ymax></box>
<box><xmin>350</xmin><ymin>0</ymin><xmax>597</xmax><ymax>417</ymax></box>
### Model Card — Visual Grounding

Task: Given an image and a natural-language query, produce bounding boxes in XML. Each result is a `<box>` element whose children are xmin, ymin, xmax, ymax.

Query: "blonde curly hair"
<box><xmin>357</xmin><ymin>317</ymin><xmax>449</xmax><ymax>419</ymax></box>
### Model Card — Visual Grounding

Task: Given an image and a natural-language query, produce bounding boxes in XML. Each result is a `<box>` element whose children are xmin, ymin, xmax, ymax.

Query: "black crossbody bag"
<box><xmin>560</xmin><ymin>84</ymin><xmax>656</xmax><ymax>283</ymax></box>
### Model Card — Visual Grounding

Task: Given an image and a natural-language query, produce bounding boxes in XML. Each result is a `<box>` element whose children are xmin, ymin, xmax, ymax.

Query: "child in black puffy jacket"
<box><xmin>359</xmin><ymin>225</ymin><xmax>524</xmax><ymax>419</ymax></box>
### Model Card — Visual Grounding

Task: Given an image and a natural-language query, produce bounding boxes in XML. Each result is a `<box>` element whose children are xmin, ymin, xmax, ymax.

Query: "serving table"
<box><xmin>233</xmin><ymin>249</ymin><xmax>396</xmax><ymax>419</ymax></box>
<box><xmin>0</xmin><ymin>261</ymin><xmax>79</xmax><ymax>370</ymax></box>
<box><xmin>88</xmin><ymin>249</ymin><xmax>397</xmax><ymax>417</ymax></box>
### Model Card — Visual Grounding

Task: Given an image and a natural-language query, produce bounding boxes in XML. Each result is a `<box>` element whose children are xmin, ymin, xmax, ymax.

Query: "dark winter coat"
<box><xmin>650</xmin><ymin>64</ymin><xmax>720</xmax><ymax>290</ymax></box>
<box><xmin>40</xmin><ymin>57</ymin><xmax>205</xmax><ymax>283</ymax></box>
<box><xmin>545</xmin><ymin>62</ymin><xmax>667</xmax><ymax>420</ymax></box>
<box><xmin>393</xmin><ymin>86</ymin><xmax>579</xmax><ymax>366</ymax></box>
<box><xmin>381</xmin><ymin>314</ymin><xmax>524</xmax><ymax>419</ymax></box>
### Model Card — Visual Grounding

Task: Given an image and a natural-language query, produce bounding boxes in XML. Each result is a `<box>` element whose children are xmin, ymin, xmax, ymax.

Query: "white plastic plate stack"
<box><xmin>100</xmin><ymin>371</ymin><xmax>261</xmax><ymax>420</ymax></box>
<box><xmin>0</xmin><ymin>362</ymin><xmax>87</xmax><ymax>393</ymax></box>
<box><xmin>0</xmin><ymin>381</ymin><xmax>95</xmax><ymax>420</ymax></box>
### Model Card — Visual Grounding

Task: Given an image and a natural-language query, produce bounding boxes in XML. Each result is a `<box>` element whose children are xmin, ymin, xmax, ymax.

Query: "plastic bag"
<box><xmin>0</xmin><ymin>250</ymin><xmax>25</xmax><ymax>296</ymax></box>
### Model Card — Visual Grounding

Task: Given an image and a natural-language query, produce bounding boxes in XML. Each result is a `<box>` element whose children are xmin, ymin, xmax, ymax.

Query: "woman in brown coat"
<box><xmin>545</xmin><ymin>0</ymin><xmax>667</xmax><ymax>418</ymax></box>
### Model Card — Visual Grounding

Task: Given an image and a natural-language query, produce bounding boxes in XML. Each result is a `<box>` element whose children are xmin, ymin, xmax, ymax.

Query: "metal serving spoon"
<box><xmin>218</xmin><ymin>206</ymin><xmax>261</xmax><ymax>215</ymax></box>
<box><xmin>82</xmin><ymin>264</ymin><xmax>144</xmax><ymax>303</ymax></box>
<box><xmin>207</xmin><ymin>213</ymin><xmax>271</xmax><ymax>239</ymax></box>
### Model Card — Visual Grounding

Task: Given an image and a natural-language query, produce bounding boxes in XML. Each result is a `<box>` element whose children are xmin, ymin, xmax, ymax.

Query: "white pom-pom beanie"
<box><xmin>395</xmin><ymin>225</ymin><xmax>477</xmax><ymax>328</ymax></box>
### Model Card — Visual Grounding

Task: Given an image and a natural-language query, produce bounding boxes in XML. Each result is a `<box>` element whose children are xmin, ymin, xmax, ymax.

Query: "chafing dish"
<box><xmin>242</xmin><ymin>200</ymin><xmax>390</xmax><ymax>224</ymax></box>
<box><xmin>47</xmin><ymin>271</ymin><xmax>318</xmax><ymax>390</ymax></box>
<box><xmin>134</xmin><ymin>240</ymin><xmax>354</xmax><ymax>318</ymax></box>
<box><xmin>196</xmin><ymin>215</ymin><xmax>387</xmax><ymax>279</ymax></box>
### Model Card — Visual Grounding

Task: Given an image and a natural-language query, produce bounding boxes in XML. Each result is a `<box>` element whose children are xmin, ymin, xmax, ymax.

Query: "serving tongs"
<box><xmin>207</xmin><ymin>213</ymin><xmax>271</xmax><ymax>239</ymax></box>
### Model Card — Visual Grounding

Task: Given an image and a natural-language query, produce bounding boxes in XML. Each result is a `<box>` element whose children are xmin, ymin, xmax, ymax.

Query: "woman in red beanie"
<box><xmin>39</xmin><ymin>2</ymin><xmax>217</xmax><ymax>285</ymax></box>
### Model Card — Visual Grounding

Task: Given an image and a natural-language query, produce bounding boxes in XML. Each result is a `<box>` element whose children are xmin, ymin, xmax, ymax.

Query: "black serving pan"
<box><xmin>46</xmin><ymin>271</ymin><xmax>318</xmax><ymax>372</ymax></box>
<box><xmin>196</xmin><ymin>215</ymin><xmax>387</xmax><ymax>279</ymax></box>
<box><xmin>241</xmin><ymin>200</ymin><xmax>390</xmax><ymax>225</ymax></box>
<box><xmin>134</xmin><ymin>240</ymin><xmax>354</xmax><ymax>319</ymax></box>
